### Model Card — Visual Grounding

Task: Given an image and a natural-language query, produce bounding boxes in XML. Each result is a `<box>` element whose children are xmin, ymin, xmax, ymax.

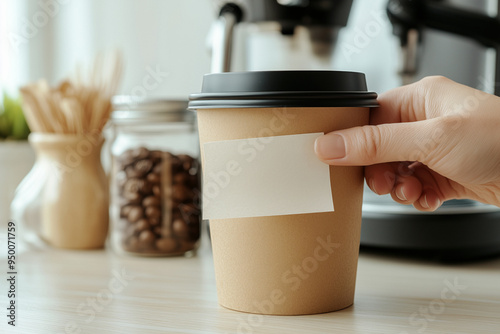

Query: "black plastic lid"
<box><xmin>188</xmin><ymin>71</ymin><xmax>378</xmax><ymax>109</ymax></box>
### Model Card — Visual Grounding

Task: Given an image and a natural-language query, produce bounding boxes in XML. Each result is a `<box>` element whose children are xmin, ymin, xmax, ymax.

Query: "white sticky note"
<box><xmin>202</xmin><ymin>132</ymin><xmax>334</xmax><ymax>220</ymax></box>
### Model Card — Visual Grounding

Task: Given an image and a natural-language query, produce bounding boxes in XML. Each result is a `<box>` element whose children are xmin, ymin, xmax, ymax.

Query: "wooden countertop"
<box><xmin>1</xmin><ymin>230</ymin><xmax>499</xmax><ymax>334</ymax></box>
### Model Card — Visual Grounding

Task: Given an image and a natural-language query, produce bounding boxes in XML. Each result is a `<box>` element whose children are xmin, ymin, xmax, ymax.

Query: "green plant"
<box><xmin>0</xmin><ymin>92</ymin><xmax>30</xmax><ymax>140</ymax></box>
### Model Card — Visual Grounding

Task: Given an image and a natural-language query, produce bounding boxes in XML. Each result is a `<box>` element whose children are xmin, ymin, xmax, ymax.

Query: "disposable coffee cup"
<box><xmin>189</xmin><ymin>71</ymin><xmax>377</xmax><ymax>315</ymax></box>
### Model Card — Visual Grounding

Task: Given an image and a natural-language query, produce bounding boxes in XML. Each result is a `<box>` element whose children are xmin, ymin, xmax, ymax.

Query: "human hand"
<box><xmin>315</xmin><ymin>76</ymin><xmax>500</xmax><ymax>211</ymax></box>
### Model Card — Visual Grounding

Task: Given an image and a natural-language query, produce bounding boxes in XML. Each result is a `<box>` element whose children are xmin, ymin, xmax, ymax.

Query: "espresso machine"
<box><xmin>209</xmin><ymin>0</ymin><xmax>355</xmax><ymax>72</ymax></box>
<box><xmin>208</xmin><ymin>0</ymin><xmax>500</xmax><ymax>261</ymax></box>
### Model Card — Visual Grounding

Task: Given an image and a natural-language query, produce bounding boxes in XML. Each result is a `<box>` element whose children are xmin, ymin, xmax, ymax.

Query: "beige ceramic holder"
<box><xmin>30</xmin><ymin>133</ymin><xmax>109</xmax><ymax>249</ymax></box>
<box><xmin>197</xmin><ymin>106</ymin><xmax>369</xmax><ymax>315</ymax></box>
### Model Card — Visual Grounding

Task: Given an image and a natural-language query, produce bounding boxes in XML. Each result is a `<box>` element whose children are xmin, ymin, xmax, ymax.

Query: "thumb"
<box><xmin>314</xmin><ymin>119</ymin><xmax>441</xmax><ymax>166</ymax></box>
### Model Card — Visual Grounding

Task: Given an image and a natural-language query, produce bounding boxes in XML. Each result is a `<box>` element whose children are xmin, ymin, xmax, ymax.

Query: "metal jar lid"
<box><xmin>188</xmin><ymin>70</ymin><xmax>378</xmax><ymax>109</ymax></box>
<box><xmin>111</xmin><ymin>96</ymin><xmax>192</xmax><ymax>123</ymax></box>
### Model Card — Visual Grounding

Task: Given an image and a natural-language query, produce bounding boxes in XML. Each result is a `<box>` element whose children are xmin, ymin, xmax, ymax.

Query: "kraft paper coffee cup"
<box><xmin>189</xmin><ymin>71</ymin><xmax>378</xmax><ymax>315</ymax></box>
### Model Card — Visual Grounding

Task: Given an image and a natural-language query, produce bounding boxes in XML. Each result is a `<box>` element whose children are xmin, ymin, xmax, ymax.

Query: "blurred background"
<box><xmin>1</xmin><ymin>0</ymin><xmax>500</xmax><ymax>260</ymax></box>
<box><xmin>1</xmin><ymin>0</ymin><xmax>496</xmax><ymax>98</ymax></box>
<box><xmin>0</xmin><ymin>0</ymin><xmax>213</xmax><ymax>98</ymax></box>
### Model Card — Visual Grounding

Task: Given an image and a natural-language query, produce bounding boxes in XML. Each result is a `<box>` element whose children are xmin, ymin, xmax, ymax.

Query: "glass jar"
<box><xmin>109</xmin><ymin>97</ymin><xmax>201</xmax><ymax>256</ymax></box>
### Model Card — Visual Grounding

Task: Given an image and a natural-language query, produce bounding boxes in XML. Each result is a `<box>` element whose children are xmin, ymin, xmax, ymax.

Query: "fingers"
<box><xmin>365</xmin><ymin>164</ymin><xmax>423</xmax><ymax>204</ymax></box>
<box><xmin>414</xmin><ymin>188</ymin><xmax>442</xmax><ymax>211</ymax></box>
<box><xmin>409</xmin><ymin>165</ymin><xmax>444</xmax><ymax>211</ymax></box>
<box><xmin>390</xmin><ymin>175</ymin><xmax>422</xmax><ymax>205</ymax></box>
<box><xmin>365</xmin><ymin>163</ymin><xmax>397</xmax><ymax>195</ymax></box>
<box><xmin>365</xmin><ymin>163</ymin><xmax>444</xmax><ymax>212</ymax></box>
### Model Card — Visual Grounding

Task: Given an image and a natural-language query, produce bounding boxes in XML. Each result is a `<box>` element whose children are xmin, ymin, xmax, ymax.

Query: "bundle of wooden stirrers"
<box><xmin>20</xmin><ymin>53</ymin><xmax>122</xmax><ymax>134</ymax></box>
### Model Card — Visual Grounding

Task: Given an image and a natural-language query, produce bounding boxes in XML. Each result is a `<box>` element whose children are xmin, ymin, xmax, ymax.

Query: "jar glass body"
<box><xmin>110</xmin><ymin>117</ymin><xmax>201</xmax><ymax>256</ymax></box>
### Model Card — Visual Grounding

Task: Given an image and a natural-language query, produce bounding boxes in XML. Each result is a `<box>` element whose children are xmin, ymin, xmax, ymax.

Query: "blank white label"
<box><xmin>202</xmin><ymin>132</ymin><xmax>334</xmax><ymax>220</ymax></box>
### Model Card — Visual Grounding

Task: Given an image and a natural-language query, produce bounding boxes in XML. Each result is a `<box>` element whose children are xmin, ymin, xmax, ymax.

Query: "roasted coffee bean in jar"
<box><xmin>110</xmin><ymin>97</ymin><xmax>201</xmax><ymax>256</ymax></box>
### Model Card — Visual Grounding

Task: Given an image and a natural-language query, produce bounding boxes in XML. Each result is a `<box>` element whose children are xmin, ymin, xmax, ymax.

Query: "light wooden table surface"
<box><xmin>1</xmin><ymin>229</ymin><xmax>499</xmax><ymax>334</ymax></box>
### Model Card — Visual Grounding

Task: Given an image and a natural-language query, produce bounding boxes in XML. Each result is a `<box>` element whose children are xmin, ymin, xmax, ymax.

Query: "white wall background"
<box><xmin>0</xmin><ymin>0</ymin><xmax>496</xmax><ymax>98</ymax></box>
<box><xmin>0</xmin><ymin>0</ymin><xmax>214</xmax><ymax>99</ymax></box>
<box><xmin>0</xmin><ymin>0</ymin><xmax>399</xmax><ymax>97</ymax></box>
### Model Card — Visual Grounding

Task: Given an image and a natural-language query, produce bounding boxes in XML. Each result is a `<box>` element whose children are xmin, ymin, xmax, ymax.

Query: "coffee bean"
<box><xmin>173</xmin><ymin>173</ymin><xmax>188</xmax><ymax>185</ymax></box>
<box><xmin>152</xmin><ymin>185</ymin><xmax>161</xmax><ymax>197</ymax></box>
<box><xmin>145</xmin><ymin>206</ymin><xmax>161</xmax><ymax>219</ymax></box>
<box><xmin>156</xmin><ymin>237</ymin><xmax>178</xmax><ymax>252</ymax></box>
<box><xmin>173</xmin><ymin>219</ymin><xmax>188</xmax><ymax>238</ymax></box>
<box><xmin>147</xmin><ymin>172</ymin><xmax>160</xmax><ymax>184</ymax></box>
<box><xmin>135</xmin><ymin>218</ymin><xmax>150</xmax><ymax>233</ymax></box>
<box><xmin>124</xmin><ymin>192</ymin><xmax>141</xmax><ymax>204</ymax></box>
<box><xmin>138</xmin><ymin>230</ymin><xmax>155</xmax><ymax>247</ymax></box>
<box><xmin>123</xmin><ymin>178</ymin><xmax>141</xmax><ymax>195</ymax></box>
<box><xmin>138</xmin><ymin>180</ymin><xmax>152</xmax><ymax>194</ymax></box>
<box><xmin>135</xmin><ymin>159</ymin><xmax>153</xmax><ymax>176</ymax></box>
<box><xmin>149</xmin><ymin>216</ymin><xmax>160</xmax><ymax>226</ymax></box>
<box><xmin>127</xmin><ymin>206</ymin><xmax>143</xmax><ymax>223</ymax></box>
<box><xmin>143</xmin><ymin>196</ymin><xmax>160</xmax><ymax>207</ymax></box>
<box><xmin>120</xmin><ymin>205</ymin><xmax>132</xmax><ymax>218</ymax></box>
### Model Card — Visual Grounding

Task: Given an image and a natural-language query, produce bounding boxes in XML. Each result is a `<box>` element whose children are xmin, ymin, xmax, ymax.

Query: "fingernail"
<box><xmin>421</xmin><ymin>191</ymin><xmax>441</xmax><ymax>210</ymax></box>
<box><xmin>315</xmin><ymin>134</ymin><xmax>346</xmax><ymax>160</ymax></box>
<box><xmin>396</xmin><ymin>186</ymin><xmax>407</xmax><ymax>201</ymax></box>
<box><xmin>421</xmin><ymin>194</ymin><xmax>430</xmax><ymax>209</ymax></box>
<box><xmin>369</xmin><ymin>179</ymin><xmax>378</xmax><ymax>194</ymax></box>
